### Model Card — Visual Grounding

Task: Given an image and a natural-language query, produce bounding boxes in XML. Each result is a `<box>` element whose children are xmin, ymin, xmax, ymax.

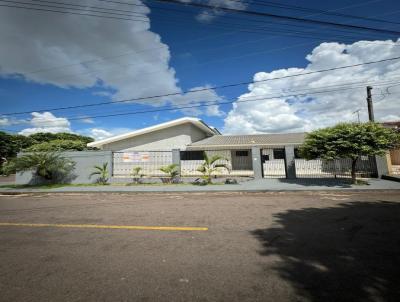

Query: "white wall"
<box><xmin>101</xmin><ymin>124</ymin><xmax>210</xmax><ymax>151</ymax></box>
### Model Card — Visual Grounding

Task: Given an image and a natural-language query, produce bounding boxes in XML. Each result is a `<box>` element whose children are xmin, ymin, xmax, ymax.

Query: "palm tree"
<box><xmin>13</xmin><ymin>152</ymin><xmax>75</xmax><ymax>182</ymax></box>
<box><xmin>89</xmin><ymin>162</ymin><xmax>109</xmax><ymax>185</ymax></box>
<box><xmin>197</xmin><ymin>152</ymin><xmax>230</xmax><ymax>184</ymax></box>
<box><xmin>131</xmin><ymin>166</ymin><xmax>144</xmax><ymax>184</ymax></box>
<box><xmin>159</xmin><ymin>164</ymin><xmax>179</xmax><ymax>183</ymax></box>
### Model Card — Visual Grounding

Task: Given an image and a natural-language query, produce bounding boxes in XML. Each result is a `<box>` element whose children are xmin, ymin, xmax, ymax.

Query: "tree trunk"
<box><xmin>351</xmin><ymin>158</ymin><xmax>358</xmax><ymax>184</ymax></box>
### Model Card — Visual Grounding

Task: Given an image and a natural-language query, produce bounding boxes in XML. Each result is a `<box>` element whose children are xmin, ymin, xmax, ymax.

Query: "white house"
<box><xmin>88</xmin><ymin>117</ymin><xmax>305</xmax><ymax>176</ymax></box>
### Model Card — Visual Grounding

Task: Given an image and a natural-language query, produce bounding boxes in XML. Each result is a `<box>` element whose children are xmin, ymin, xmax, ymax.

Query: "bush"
<box><xmin>159</xmin><ymin>164</ymin><xmax>179</xmax><ymax>183</ymax></box>
<box><xmin>131</xmin><ymin>167</ymin><xmax>144</xmax><ymax>184</ymax></box>
<box><xmin>25</xmin><ymin>139</ymin><xmax>93</xmax><ymax>152</ymax></box>
<box><xmin>89</xmin><ymin>163</ymin><xmax>109</xmax><ymax>185</ymax></box>
<box><xmin>197</xmin><ymin>152</ymin><xmax>230</xmax><ymax>184</ymax></box>
<box><xmin>13</xmin><ymin>152</ymin><xmax>75</xmax><ymax>183</ymax></box>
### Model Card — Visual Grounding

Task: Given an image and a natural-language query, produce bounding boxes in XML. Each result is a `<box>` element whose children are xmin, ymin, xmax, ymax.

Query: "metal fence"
<box><xmin>295</xmin><ymin>157</ymin><xmax>377</xmax><ymax>178</ymax></box>
<box><xmin>180</xmin><ymin>149</ymin><xmax>254</xmax><ymax>177</ymax></box>
<box><xmin>113</xmin><ymin>151</ymin><xmax>172</xmax><ymax>177</ymax></box>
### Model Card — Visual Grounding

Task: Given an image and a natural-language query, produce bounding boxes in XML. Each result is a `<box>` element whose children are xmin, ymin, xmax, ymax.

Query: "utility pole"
<box><xmin>366</xmin><ymin>86</ymin><xmax>374</xmax><ymax>122</ymax></box>
<box><xmin>353</xmin><ymin>109</ymin><xmax>361</xmax><ymax>123</ymax></box>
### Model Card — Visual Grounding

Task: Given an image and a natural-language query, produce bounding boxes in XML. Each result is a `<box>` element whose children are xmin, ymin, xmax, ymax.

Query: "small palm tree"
<box><xmin>13</xmin><ymin>152</ymin><xmax>75</xmax><ymax>182</ymax></box>
<box><xmin>197</xmin><ymin>152</ymin><xmax>230</xmax><ymax>184</ymax></box>
<box><xmin>89</xmin><ymin>162</ymin><xmax>109</xmax><ymax>185</ymax></box>
<box><xmin>159</xmin><ymin>164</ymin><xmax>179</xmax><ymax>183</ymax></box>
<box><xmin>131</xmin><ymin>166</ymin><xmax>144</xmax><ymax>184</ymax></box>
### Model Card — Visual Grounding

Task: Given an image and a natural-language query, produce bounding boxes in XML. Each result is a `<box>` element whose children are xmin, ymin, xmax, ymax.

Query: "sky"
<box><xmin>1</xmin><ymin>0</ymin><xmax>400</xmax><ymax>139</ymax></box>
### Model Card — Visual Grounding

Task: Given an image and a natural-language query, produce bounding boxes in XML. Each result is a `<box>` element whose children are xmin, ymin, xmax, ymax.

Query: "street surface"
<box><xmin>0</xmin><ymin>191</ymin><xmax>399</xmax><ymax>301</ymax></box>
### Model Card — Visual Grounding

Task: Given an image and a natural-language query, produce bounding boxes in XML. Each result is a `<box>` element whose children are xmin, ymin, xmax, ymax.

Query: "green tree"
<box><xmin>89</xmin><ymin>163</ymin><xmax>109</xmax><ymax>185</ymax></box>
<box><xmin>159</xmin><ymin>164</ymin><xmax>179</xmax><ymax>183</ymax></box>
<box><xmin>12</xmin><ymin>152</ymin><xmax>75</xmax><ymax>182</ymax></box>
<box><xmin>299</xmin><ymin>122</ymin><xmax>400</xmax><ymax>183</ymax></box>
<box><xmin>0</xmin><ymin>131</ymin><xmax>32</xmax><ymax>162</ymax></box>
<box><xmin>197</xmin><ymin>152</ymin><xmax>230</xmax><ymax>184</ymax></box>
<box><xmin>28</xmin><ymin>132</ymin><xmax>93</xmax><ymax>144</ymax></box>
<box><xmin>26</xmin><ymin>139</ymin><xmax>93</xmax><ymax>152</ymax></box>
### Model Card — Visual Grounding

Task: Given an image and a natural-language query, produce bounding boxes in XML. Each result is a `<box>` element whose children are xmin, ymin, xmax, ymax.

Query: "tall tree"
<box><xmin>299</xmin><ymin>123</ymin><xmax>400</xmax><ymax>183</ymax></box>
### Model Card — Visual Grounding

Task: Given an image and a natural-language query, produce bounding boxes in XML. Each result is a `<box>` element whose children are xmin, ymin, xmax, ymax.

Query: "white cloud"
<box><xmin>0</xmin><ymin>117</ymin><xmax>10</xmax><ymax>126</ymax></box>
<box><xmin>194</xmin><ymin>0</ymin><xmax>247</xmax><ymax>23</ymax></box>
<box><xmin>80</xmin><ymin>118</ymin><xmax>95</xmax><ymax>124</ymax></box>
<box><xmin>0</xmin><ymin>0</ymin><xmax>221</xmax><ymax>116</ymax></box>
<box><xmin>206</xmin><ymin>104</ymin><xmax>225</xmax><ymax>117</ymax></box>
<box><xmin>81</xmin><ymin>127</ymin><xmax>133</xmax><ymax>140</ymax></box>
<box><xmin>223</xmin><ymin>39</ymin><xmax>400</xmax><ymax>134</ymax></box>
<box><xmin>19</xmin><ymin>112</ymin><xmax>71</xmax><ymax>135</ymax></box>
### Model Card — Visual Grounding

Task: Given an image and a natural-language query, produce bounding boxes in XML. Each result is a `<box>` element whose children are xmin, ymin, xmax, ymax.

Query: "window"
<box><xmin>261</xmin><ymin>154</ymin><xmax>269</xmax><ymax>162</ymax></box>
<box><xmin>180</xmin><ymin>151</ymin><xmax>204</xmax><ymax>160</ymax></box>
<box><xmin>273</xmin><ymin>149</ymin><xmax>285</xmax><ymax>159</ymax></box>
<box><xmin>235</xmin><ymin>150</ymin><xmax>249</xmax><ymax>157</ymax></box>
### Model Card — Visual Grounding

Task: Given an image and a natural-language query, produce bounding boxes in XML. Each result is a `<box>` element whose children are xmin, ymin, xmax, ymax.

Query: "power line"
<box><xmin>0</xmin><ymin>2</ymin><xmax>148</xmax><ymax>21</ymax></box>
<box><xmin>19</xmin><ymin>77</ymin><xmax>400</xmax><ymax>123</ymax></box>
<box><xmin>225</xmin><ymin>0</ymin><xmax>400</xmax><ymax>26</ymax></box>
<box><xmin>2</xmin><ymin>0</ymin><xmax>396</xmax><ymax>79</ymax></box>
<box><xmin>4</xmin><ymin>78</ymin><xmax>400</xmax><ymax>126</ymax></box>
<box><xmin>156</xmin><ymin>0</ymin><xmax>400</xmax><ymax>36</ymax></box>
<box><xmin>12</xmin><ymin>82</ymin><xmax>399</xmax><ymax>124</ymax></box>
<box><xmin>4</xmin><ymin>0</ymin><xmax>147</xmax><ymax>17</ymax></box>
<box><xmin>2</xmin><ymin>56</ymin><xmax>400</xmax><ymax>116</ymax></box>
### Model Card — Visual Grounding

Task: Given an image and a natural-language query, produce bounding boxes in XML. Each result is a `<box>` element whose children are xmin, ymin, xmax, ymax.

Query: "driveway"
<box><xmin>0</xmin><ymin>191</ymin><xmax>399</xmax><ymax>301</ymax></box>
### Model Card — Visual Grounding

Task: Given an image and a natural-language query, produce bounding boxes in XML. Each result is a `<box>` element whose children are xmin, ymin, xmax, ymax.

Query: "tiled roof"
<box><xmin>187</xmin><ymin>133</ymin><xmax>306</xmax><ymax>149</ymax></box>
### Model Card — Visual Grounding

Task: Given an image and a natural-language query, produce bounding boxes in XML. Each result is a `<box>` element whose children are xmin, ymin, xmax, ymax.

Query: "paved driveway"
<box><xmin>0</xmin><ymin>192</ymin><xmax>399</xmax><ymax>301</ymax></box>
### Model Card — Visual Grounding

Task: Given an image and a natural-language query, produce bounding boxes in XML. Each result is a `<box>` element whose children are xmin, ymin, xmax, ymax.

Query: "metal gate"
<box><xmin>295</xmin><ymin>157</ymin><xmax>377</xmax><ymax>178</ymax></box>
<box><xmin>113</xmin><ymin>151</ymin><xmax>173</xmax><ymax>177</ymax></box>
<box><xmin>262</xmin><ymin>148</ymin><xmax>286</xmax><ymax>178</ymax></box>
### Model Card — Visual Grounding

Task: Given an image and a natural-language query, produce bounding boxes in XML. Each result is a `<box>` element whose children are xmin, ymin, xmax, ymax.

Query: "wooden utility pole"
<box><xmin>366</xmin><ymin>86</ymin><xmax>374</xmax><ymax>122</ymax></box>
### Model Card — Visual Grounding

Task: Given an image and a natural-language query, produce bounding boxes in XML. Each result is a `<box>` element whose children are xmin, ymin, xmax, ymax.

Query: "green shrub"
<box><xmin>89</xmin><ymin>163</ymin><xmax>109</xmax><ymax>185</ymax></box>
<box><xmin>13</xmin><ymin>152</ymin><xmax>75</xmax><ymax>183</ymax></box>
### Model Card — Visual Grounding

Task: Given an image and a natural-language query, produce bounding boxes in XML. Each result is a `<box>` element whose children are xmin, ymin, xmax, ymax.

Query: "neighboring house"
<box><xmin>382</xmin><ymin>121</ymin><xmax>400</xmax><ymax>175</ymax></box>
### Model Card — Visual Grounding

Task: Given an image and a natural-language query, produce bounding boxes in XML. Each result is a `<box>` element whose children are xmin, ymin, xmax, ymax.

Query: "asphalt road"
<box><xmin>0</xmin><ymin>191</ymin><xmax>399</xmax><ymax>302</ymax></box>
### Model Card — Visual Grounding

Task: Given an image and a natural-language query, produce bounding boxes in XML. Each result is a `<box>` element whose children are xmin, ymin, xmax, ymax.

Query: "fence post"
<box><xmin>108</xmin><ymin>151</ymin><xmax>114</xmax><ymax>178</ymax></box>
<box><xmin>284</xmin><ymin>146</ymin><xmax>296</xmax><ymax>179</ymax></box>
<box><xmin>251</xmin><ymin>146</ymin><xmax>263</xmax><ymax>179</ymax></box>
<box><xmin>375</xmin><ymin>154</ymin><xmax>389</xmax><ymax>177</ymax></box>
<box><xmin>172</xmin><ymin>149</ymin><xmax>181</xmax><ymax>176</ymax></box>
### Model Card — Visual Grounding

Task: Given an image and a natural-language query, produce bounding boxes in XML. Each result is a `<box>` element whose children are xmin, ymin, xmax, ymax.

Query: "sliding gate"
<box><xmin>262</xmin><ymin>148</ymin><xmax>286</xmax><ymax>178</ymax></box>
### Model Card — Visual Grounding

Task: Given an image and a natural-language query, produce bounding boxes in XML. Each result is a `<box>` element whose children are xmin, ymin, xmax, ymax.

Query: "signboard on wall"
<box><xmin>122</xmin><ymin>152</ymin><xmax>150</xmax><ymax>162</ymax></box>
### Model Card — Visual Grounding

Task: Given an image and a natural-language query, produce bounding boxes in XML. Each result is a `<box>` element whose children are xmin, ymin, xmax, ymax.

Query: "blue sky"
<box><xmin>1</xmin><ymin>0</ymin><xmax>400</xmax><ymax>138</ymax></box>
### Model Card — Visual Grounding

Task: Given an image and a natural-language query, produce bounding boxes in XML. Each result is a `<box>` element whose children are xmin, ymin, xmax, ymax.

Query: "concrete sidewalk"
<box><xmin>1</xmin><ymin>178</ymin><xmax>400</xmax><ymax>193</ymax></box>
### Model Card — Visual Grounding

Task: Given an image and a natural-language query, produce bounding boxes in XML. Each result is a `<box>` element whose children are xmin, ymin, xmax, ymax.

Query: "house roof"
<box><xmin>87</xmin><ymin>117</ymin><xmax>219</xmax><ymax>148</ymax></box>
<box><xmin>381</xmin><ymin>121</ymin><xmax>400</xmax><ymax>129</ymax></box>
<box><xmin>187</xmin><ymin>133</ymin><xmax>306</xmax><ymax>149</ymax></box>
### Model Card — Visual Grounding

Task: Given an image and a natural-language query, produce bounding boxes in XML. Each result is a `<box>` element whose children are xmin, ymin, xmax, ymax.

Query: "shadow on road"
<box><xmin>251</xmin><ymin>201</ymin><xmax>400</xmax><ymax>301</ymax></box>
<box><xmin>278</xmin><ymin>178</ymin><xmax>353</xmax><ymax>188</ymax></box>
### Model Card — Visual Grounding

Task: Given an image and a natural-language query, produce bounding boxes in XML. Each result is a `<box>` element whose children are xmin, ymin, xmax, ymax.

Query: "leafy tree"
<box><xmin>299</xmin><ymin>122</ymin><xmax>400</xmax><ymax>183</ymax></box>
<box><xmin>0</xmin><ymin>131</ymin><xmax>33</xmax><ymax>163</ymax></box>
<box><xmin>131</xmin><ymin>167</ymin><xmax>144</xmax><ymax>184</ymax></box>
<box><xmin>0</xmin><ymin>131</ymin><xmax>95</xmax><ymax>165</ymax></box>
<box><xmin>12</xmin><ymin>152</ymin><xmax>75</xmax><ymax>182</ymax></box>
<box><xmin>89</xmin><ymin>162</ymin><xmax>109</xmax><ymax>185</ymax></box>
<box><xmin>28</xmin><ymin>132</ymin><xmax>93</xmax><ymax>145</ymax></box>
<box><xmin>159</xmin><ymin>164</ymin><xmax>179</xmax><ymax>183</ymax></box>
<box><xmin>197</xmin><ymin>152</ymin><xmax>230</xmax><ymax>184</ymax></box>
<box><xmin>26</xmin><ymin>139</ymin><xmax>93</xmax><ymax>152</ymax></box>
